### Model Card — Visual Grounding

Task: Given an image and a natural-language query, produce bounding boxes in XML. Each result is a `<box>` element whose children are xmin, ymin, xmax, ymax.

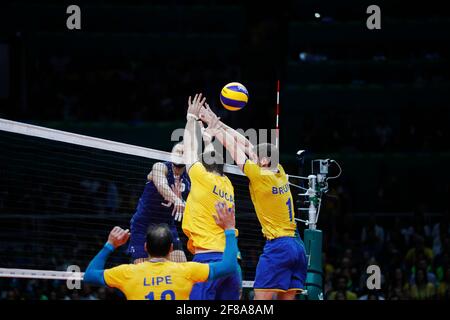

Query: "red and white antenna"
<box><xmin>275</xmin><ymin>79</ymin><xmax>280</xmax><ymax>149</ymax></box>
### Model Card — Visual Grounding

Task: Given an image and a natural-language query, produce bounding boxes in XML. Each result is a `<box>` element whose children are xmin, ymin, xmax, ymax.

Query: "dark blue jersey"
<box><xmin>130</xmin><ymin>162</ymin><xmax>191</xmax><ymax>226</ymax></box>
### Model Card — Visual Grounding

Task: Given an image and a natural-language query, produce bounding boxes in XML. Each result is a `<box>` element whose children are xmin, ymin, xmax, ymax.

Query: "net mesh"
<box><xmin>0</xmin><ymin>119</ymin><xmax>266</xmax><ymax>296</ymax></box>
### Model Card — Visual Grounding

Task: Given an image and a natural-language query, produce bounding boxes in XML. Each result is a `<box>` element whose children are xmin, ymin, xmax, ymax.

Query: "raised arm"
<box><xmin>84</xmin><ymin>226</ymin><xmax>130</xmax><ymax>286</ymax></box>
<box><xmin>200</xmin><ymin>103</ymin><xmax>257</xmax><ymax>162</ymax></box>
<box><xmin>184</xmin><ymin>94</ymin><xmax>206</xmax><ymax>171</ymax></box>
<box><xmin>198</xmin><ymin>119</ymin><xmax>215</xmax><ymax>154</ymax></box>
<box><xmin>204</xmin><ymin>115</ymin><xmax>248</xmax><ymax>171</ymax></box>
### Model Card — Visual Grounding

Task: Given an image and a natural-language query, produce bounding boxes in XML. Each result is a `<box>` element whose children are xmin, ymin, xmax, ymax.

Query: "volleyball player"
<box><xmin>83</xmin><ymin>202</ymin><xmax>238</xmax><ymax>300</ymax></box>
<box><xmin>182</xmin><ymin>93</ymin><xmax>241</xmax><ymax>300</ymax></box>
<box><xmin>201</xmin><ymin>106</ymin><xmax>307</xmax><ymax>300</ymax></box>
<box><xmin>128</xmin><ymin>143</ymin><xmax>190</xmax><ymax>263</ymax></box>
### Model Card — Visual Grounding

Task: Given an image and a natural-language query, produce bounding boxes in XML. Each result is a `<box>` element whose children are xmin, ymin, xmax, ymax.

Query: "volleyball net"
<box><xmin>0</xmin><ymin>118</ymin><xmax>266</xmax><ymax>295</ymax></box>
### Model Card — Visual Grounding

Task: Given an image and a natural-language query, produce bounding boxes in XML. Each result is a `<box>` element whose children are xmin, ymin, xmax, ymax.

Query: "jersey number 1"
<box><xmin>286</xmin><ymin>198</ymin><xmax>293</xmax><ymax>222</ymax></box>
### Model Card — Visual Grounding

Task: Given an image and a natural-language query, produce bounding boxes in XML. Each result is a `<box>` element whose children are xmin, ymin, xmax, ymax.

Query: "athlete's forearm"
<box><xmin>220</xmin><ymin>122</ymin><xmax>255</xmax><ymax>157</ymax></box>
<box><xmin>153</xmin><ymin>174</ymin><xmax>181</xmax><ymax>204</ymax></box>
<box><xmin>208</xmin><ymin>230</ymin><xmax>238</xmax><ymax>281</ymax></box>
<box><xmin>215</xmin><ymin>129</ymin><xmax>248</xmax><ymax>170</ymax></box>
<box><xmin>184</xmin><ymin>118</ymin><xmax>201</xmax><ymax>170</ymax></box>
<box><xmin>84</xmin><ymin>242</ymin><xmax>115</xmax><ymax>286</ymax></box>
<box><xmin>151</xmin><ymin>163</ymin><xmax>181</xmax><ymax>204</ymax></box>
<box><xmin>201</xmin><ymin>125</ymin><xmax>215</xmax><ymax>154</ymax></box>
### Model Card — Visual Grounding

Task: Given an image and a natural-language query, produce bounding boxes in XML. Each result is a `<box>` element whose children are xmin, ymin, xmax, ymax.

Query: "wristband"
<box><xmin>186</xmin><ymin>113</ymin><xmax>199</xmax><ymax>121</ymax></box>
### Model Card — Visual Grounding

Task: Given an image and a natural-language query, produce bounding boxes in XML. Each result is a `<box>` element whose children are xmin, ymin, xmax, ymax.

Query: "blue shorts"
<box><xmin>190</xmin><ymin>252</ymin><xmax>242</xmax><ymax>300</ymax></box>
<box><xmin>254</xmin><ymin>236</ymin><xmax>307</xmax><ymax>292</ymax></box>
<box><xmin>128</xmin><ymin>221</ymin><xmax>182</xmax><ymax>260</ymax></box>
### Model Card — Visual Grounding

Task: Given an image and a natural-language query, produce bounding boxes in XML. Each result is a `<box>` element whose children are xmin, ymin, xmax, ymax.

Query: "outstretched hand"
<box><xmin>204</xmin><ymin>113</ymin><xmax>222</xmax><ymax>139</ymax></box>
<box><xmin>199</xmin><ymin>102</ymin><xmax>218</xmax><ymax>125</ymax></box>
<box><xmin>213</xmin><ymin>202</ymin><xmax>236</xmax><ymax>231</ymax></box>
<box><xmin>187</xmin><ymin>93</ymin><xmax>206</xmax><ymax>120</ymax></box>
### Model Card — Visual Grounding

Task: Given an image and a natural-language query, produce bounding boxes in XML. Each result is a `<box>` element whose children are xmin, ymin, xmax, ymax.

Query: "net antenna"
<box><xmin>275</xmin><ymin>79</ymin><xmax>280</xmax><ymax>150</ymax></box>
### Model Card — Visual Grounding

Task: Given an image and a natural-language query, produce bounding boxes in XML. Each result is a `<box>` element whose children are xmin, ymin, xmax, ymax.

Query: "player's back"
<box><xmin>182</xmin><ymin>162</ymin><xmax>236</xmax><ymax>253</ymax></box>
<box><xmin>103</xmin><ymin>260</ymin><xmax>209</xmax><ymax>300</ymax></box>
<box><xmin>243</xmin><ymin>160</ymin><xmax>297</xmax><ymax>240</ymax></box>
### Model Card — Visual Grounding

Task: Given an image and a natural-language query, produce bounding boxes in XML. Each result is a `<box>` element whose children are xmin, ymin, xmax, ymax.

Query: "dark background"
<box><xmin>0</xmin><ymin>0</ymin><xmax>449</xmax><ymax>300</ymax></box>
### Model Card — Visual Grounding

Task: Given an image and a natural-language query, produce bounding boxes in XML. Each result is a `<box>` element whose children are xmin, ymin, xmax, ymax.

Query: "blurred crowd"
<box><xmin>320</xmin><ymin>211</ymin><xmax>450</xmax><ymax>300</ymax></box>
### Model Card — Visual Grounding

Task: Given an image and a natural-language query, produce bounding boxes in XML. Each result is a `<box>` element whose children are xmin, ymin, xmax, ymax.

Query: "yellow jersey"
<box><xmin>103</xmin><ymin>260</ymin><xmax>209</xmax><ymax>300</ymax></box>
<box><xmin>182</xmin><ymin>162</ymin><xmax>237</xmax><ymax>254</ymax></box>
<box><xmin>243</xmin><ymin>160</ymin><xmax>297</xmax><ymax>239</ymax></box>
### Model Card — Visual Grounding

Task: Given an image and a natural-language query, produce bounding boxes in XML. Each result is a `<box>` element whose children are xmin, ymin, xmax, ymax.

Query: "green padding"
<box><xmin>302</xmin><ymin>229</ymin><xmax>323</xmax><ymax>300</ymax></box>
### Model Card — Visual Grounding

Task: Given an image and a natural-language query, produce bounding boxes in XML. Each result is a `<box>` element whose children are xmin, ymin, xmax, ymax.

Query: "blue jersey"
<box><xmin>131</xmin><ymin>162</ymin><xmax>191</xmax><ymax>226</ymax></box>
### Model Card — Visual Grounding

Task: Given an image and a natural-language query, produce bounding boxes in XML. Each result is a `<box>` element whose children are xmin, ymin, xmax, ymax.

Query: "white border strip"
<box><xmin>0</xmin><ymin>268</ymin><xmax>84</xmax><ymax>281</ymax></box>
<box><xmin>0</xmin><ymin>118</ymin><xmax>244</xmax><ymax>176</ymax></box>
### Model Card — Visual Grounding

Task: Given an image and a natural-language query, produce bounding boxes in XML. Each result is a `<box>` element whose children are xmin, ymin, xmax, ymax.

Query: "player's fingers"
<box><xmin>216</xmin><ymin>201</ymin><xmax>225</xmax><ymax>211</ymax></box>
<box><xmin>188</xmin><ymin>96</ymin><xmax>191</xmax><ymax>106</ymax></box>
<box><xmin>171</xmin><ymin>205</ymin><xmax>177</xmax><ymax>216</ymax></box>
<box><xmin>117</xmin><ymin>229</ymin><xmax>126</xmax><ymax>238</ymax></box>
<box><xmin>112</xmin><ymin>226</ymin><xmax>121</xmax><ymax>235</ymax></box>
<box><xmin>228</xmin><ymin>203</ymin><xmax>235</xmax><ymax>216</ymax></box>
<box><xmin>212</xmin><ymin>213</ymin><xmax>220</xmax><ymax>225</ymax></box>
<box><xmin>214</xmin><ymin>202</ymin><xmax>222</xmax><ymax>216</ymax></box>
<box><xmin>200</xmin><ymin>97</ymin><xmax>206</xmax><ymax>107</ymax></box>
<box><xmin>217</xmin><ymin>202</ymin><xmax>227</xmax><ymax>219</ymax></box>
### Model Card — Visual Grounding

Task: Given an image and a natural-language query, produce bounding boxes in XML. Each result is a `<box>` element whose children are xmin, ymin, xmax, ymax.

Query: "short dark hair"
<box><xmin>146</xmin><ymin>224</ymin><xmax>173</xmax><ymax>257</ymax></box>
<box><xmin>201</xmin><ymin>150</ymin><xmax>224</xmax><ymax>175</ymax></box>
<box><xmin>253</xmin><ymin>143</ymin><xmax>279</xmax><ymax>168</ymax></box>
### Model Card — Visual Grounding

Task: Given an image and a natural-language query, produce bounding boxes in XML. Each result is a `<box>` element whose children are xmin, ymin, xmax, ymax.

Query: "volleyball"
<box><xmin>220</xmin><ymin>82</ymin><xmax>249</xmax><ymax>111</ymax></box>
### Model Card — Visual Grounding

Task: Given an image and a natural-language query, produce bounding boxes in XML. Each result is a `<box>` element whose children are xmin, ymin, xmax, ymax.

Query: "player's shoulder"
<box><xmin>183</xmin><ymin>261</ymin><xmax>209</xmax><ymax>272</ymax></box>
<box><xmin>106</xmin><ymin>263</ymin><xmax>136</xmax><ymax>276</ymax></box>
<box><xmin>243</xmin><ymin>159</ymin><xmax>260</xmax><ymax>175</ymax></box>
<box><xmin>175</xmin><ymin>261</ymin><xmax>205</xmax><ymax>273</ymax></box>
<box><xmin>277</xmin><ymin>163</ymin><xmax>286</xmax><ymax>175</ymax></box>
<box><xmin>153</xmin><ymin>161</ymin><xmax>169</xmax><ymax>172</ymax></box>
<box><xmin>187</xmin><ymin>161</ymin><xmax>205</xmax><ymax>175</ymax></box>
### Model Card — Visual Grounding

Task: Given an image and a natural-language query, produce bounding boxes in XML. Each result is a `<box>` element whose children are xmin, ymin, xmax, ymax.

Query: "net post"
<box><xmin>299</xmin><ymin>169</ymin><xmax>324</xmax><ymax>300</ymax></box>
